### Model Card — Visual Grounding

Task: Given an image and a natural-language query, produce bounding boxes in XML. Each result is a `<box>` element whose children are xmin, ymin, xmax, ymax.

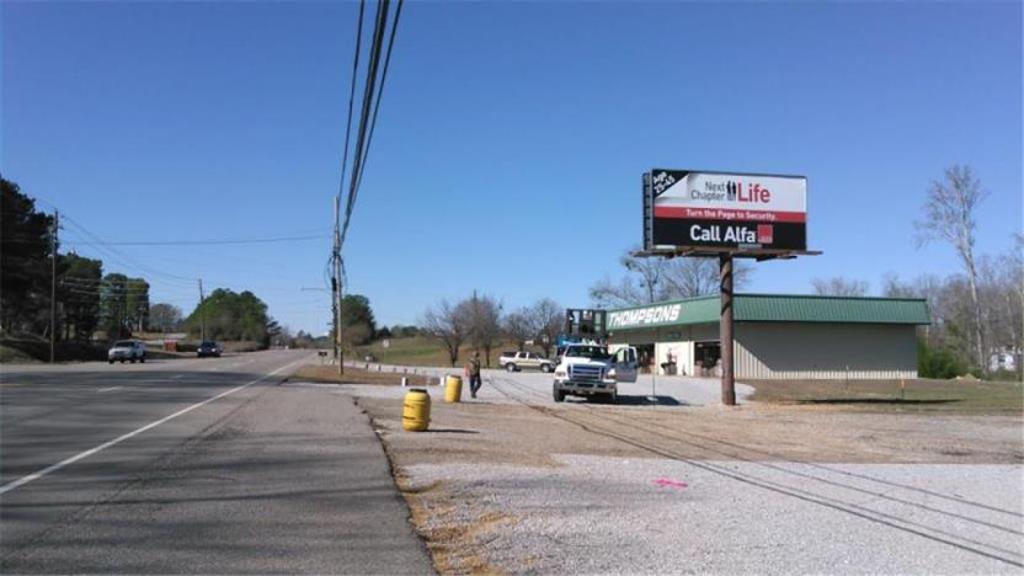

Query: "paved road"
<box><xmin>0</xmin><ymin>351</ymin><xmax>433</xmax><ymax>574</ymax></box>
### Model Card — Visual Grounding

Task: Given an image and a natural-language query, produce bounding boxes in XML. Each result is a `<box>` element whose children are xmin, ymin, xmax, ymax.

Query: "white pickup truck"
<box><xmin>499</xmin><ymin>351</ymin><xmax>554</xmax><ymax>373</ymax></box>
<box><xmin>552</xmin><ymin>343</ymin><xmax>637</xmax><ymax>404</ymax></box>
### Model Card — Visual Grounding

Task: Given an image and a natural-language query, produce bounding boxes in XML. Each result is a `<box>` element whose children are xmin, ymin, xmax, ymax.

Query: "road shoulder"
<box><xmin>3</xmin><ymin>380</ymin><xmax>434</xmax><ymax>575</ymax></box>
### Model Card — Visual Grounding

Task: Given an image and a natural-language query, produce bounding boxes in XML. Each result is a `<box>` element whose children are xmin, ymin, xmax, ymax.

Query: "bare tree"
<box><xmin>881</xmin><ymin>272</ymin><xmax>944</xmax><ymax>345</ymax></box>
<box><xmin>621</xmin><ymin>251</ymin><xmax>665</xmax><ymax>303</ymax></box>
<box><xmin>915</xmin><ymin>165</ymin><xmax>988</xmax><ymax>368</ymax></box>
<box><xmin>149</xmin><ymin>303</ymin><xmax>182</xmax><ymax>333</ymax></box>
<box><xmin>589</xmin><ymin>275</ymin><xmax>647</xmax><ymax>308</ymax></box>
<box><xmin>591</xmin><ymin>248</ymin><xmax>752</xmax><ymax>307</ymax></box>
<box><xmin>502</xmin><ymin>308</ymin><xmax>538</xmax><ymax>352</ymax></box>
<box><xmin>466</xmin><ymin>292</ymin><xmax>502</xmax><ymax>368</ymax></box>
<box><xmin>811</xmin><ymin>276</ymin><xmax>870</xmax><ymax>296</ymax></box>
<box><xmin>978</xmin><ymin>239</ymin><xmax>1024</xmax><ymax>376</ymax></box>
<box><xmin>662</xmin><ymin>257</ymin><xmax>751</xmax><ymax>298</ymax></box>
<box><xmin>530</xmin><ymin>298</ymin><xmax>563</xmax><ymax>358</ymax></box>
<box><xmin>422</xmin><ymin>299</ymin><xmax>469</xmax><ymax>367</ymax></box>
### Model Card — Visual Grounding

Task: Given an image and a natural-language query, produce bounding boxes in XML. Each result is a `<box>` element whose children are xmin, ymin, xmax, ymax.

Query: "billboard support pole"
<box><xmin>719</xmin><ymin>254</ymin><xmax>736</xmax><ymax>406</ymax></box>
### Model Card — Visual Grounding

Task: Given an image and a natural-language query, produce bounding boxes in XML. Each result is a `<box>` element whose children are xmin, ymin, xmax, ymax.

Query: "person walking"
<box><xmin>465</xmin><ymin>351</ymin><xmax>482</xmax><ymax>399</ymax></box>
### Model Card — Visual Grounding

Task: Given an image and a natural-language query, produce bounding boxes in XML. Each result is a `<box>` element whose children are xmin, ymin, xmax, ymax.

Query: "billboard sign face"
<box><xmin>644</xmin><ymin>169</ymin><xmax>807</xmax><ymax>251</ymax></box>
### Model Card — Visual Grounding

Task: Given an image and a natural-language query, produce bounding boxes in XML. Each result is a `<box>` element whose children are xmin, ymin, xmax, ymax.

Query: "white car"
<box><xmin>499</xmin><ymin>351</ymin><xmax>554</xmax><ymax>373</ymax></box>
<box><xmin>552</xmin><ymin>343</ymin><xmax>637</xmax><ymax>403</ymax></box>
<box><xmin>108</xmin><ymin>340</ymin><xmax>146</xmax><ymax>364</ymax></box>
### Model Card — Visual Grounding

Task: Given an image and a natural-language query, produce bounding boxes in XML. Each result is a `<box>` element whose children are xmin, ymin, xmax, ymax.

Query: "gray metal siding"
<box><xmin>734</xmin><ymin>323</ymin><xmax>919</xmax><ymax>380</ymax></box>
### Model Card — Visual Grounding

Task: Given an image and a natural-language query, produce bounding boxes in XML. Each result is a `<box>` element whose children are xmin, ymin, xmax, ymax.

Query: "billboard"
<box><xmin>643</xmin><ymin>169</ymin><xmax>807</xmax><ymax>252</ymax></box>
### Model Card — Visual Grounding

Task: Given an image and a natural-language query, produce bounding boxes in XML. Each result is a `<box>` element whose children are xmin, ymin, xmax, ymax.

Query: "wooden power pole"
<box><xmin>198</xmin><ymin>278</ymin><xmax>206</xmax><ymax>341</ymax></box>
<box><xmin>50</xmin><ymin>210</ymin><xmax>58</xmax><ymax>364</ymax></box>
<box><xmin>332</xmin><ymin>196</ymin><xmax>344</xmax><ymax>376</ymax></box>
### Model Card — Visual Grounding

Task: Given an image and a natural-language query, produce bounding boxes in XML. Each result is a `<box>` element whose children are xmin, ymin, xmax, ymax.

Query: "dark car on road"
<box><xmin>197</xmin><ymin>341</ymin><xmax>222</xmax><ymax>358</ymax></box>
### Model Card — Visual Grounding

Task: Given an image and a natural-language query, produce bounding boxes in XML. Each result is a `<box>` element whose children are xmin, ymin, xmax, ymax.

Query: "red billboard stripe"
<box><xmin>653</xmin><ymin>206</ymin><xmax>806</xmax><ymax>223</ymax></box>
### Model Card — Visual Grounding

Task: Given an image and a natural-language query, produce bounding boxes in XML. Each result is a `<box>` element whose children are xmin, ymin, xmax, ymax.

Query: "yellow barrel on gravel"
<box><xmin>402</xmin><ymin>388</ymin><xmax>431</xmax><ymax>432</ymax></box>
<box><xmin>444</xmin><ymin>375</ymin><xmax>463</xmax><ymax>403</ymax></box>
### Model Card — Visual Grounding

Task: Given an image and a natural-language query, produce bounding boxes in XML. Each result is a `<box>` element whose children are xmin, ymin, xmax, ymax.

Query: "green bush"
<box><xmin>918</xmin><ymin>338</ymin><xmax>968</xmax><ymax>379</ymax></box>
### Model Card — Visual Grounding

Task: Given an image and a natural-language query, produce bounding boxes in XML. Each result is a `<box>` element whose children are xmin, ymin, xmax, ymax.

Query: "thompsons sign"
<box><xmin>608</xmin><ymin>303</ymin><xmax>683</xmax><ymax>330</ymax></box>
<box><xmin>643</xmin><ymin>169</ymin><xmax>807</xmax><ymax>251</ymax></box>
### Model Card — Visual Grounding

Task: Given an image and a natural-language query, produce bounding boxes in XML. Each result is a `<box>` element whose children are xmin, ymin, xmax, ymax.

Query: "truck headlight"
<box><xmin>606</xmin><ymin>368</ymin><xmax>616</xmax><ymax>379</ymax></box>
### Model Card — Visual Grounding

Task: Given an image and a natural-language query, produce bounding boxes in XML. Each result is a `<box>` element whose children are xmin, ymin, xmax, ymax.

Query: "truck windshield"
<box><xmin>566</xmin><ymin>346</ymin><xmax>610</xmax><ymax>360</ymax></box>
<box><xmin>114</xmin><ymin>341</ymin><xmax>134</xmax><ymax>347</ymax></box>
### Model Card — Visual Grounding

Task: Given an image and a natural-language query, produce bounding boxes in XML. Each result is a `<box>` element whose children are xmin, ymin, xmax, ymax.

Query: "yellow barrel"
<box><xmin>444</xmin><ymin>375</ymin><xmax>463</xmax><ymax>403</ymax></box>
<box><xmin>402</xmin><ymin>388</ymin><xmax>431</xmax><ymax>432</ymax></box>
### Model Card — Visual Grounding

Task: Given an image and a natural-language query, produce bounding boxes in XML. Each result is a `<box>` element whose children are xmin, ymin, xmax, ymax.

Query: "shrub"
<box><xmin>918</xmin><ymin>338</ymin><xmax>968</xmax><ymax>379</ymax></box>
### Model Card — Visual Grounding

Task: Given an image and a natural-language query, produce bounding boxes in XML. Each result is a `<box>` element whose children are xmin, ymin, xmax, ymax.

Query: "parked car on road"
<box><xmin>108</xmin><ymin>340</ymin><xmax>146</xmax><ymax>364</ymax></box>
<box><xmin>197</xmin><ymin>341</ymin><xmax>222</xmax><ymax>358</ymax></box>
<box><xmin>499</xmin><ymin>351</ymin><xmax>554</xmax><ymax>373</ymax></box>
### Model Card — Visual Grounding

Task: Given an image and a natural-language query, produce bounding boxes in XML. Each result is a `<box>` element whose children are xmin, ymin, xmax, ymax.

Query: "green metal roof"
<box><xmin>606</xmin><ymin>293</ymin><xmax>930</xmax><ymax>331</ymax></box>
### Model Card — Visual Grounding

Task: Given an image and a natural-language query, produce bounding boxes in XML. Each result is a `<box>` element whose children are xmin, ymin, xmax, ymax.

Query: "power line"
<box><xmin>354</xmin><ymin>0</ymin><xmax>404</xmax><ymax>196</ymax></box>
<box><xmin>59</xmin><ymin>214</ymin><xmax>197</xmax><ymax>285</ymax></box>
<box><xmin>336</xmin><ymin>0</ymin><xmax>366</xmax><ymax>211</ymax></box>
<box><xmin>329</xmin><ymin>0</ymin><xmax>404</xmax><ymax>374</ymax></box>
<box><xmin>62</xmin><ymin>232</ymin><xmax>329</xmax><ymax>247</ymax></box>
<box><xmin>339</xmin><ymin>0</ymin><xmax>390</xmax><ymax>250</ymax></box>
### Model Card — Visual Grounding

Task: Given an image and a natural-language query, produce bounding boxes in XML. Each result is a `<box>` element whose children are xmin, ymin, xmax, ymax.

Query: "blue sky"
<box><xmin>3</xmin><ymin>1</ymin><xmax>1021</xmax><ymax>334</ymax></box>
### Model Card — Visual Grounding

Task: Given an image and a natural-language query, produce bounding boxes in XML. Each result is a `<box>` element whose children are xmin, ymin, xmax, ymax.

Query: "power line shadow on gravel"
<box><xmin>800</xmin><ymin>398</ymin><xmax>961</xmax><ymax>406</ymax></box>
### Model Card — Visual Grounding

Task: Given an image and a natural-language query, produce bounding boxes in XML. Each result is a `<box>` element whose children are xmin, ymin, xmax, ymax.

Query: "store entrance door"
<box><xmin>634</xmin><ymin>343</ymin><xmax>655</xmax><ymax>374</ymax></box>
<box><xmin>694</xmin><ymin>341</ymin><xmax>721</xmax><ymax>377</ymax></box>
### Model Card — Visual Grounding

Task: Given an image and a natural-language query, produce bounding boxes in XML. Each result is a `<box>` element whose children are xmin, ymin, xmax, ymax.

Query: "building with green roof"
<box><xmin>605</xmin><ymin>293</ymin><xmax>930</xmax><ymax>380</ymax></box>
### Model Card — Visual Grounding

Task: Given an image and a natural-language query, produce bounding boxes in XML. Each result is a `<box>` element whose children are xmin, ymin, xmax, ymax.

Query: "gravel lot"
<box><xmin>340</xmin><ymin>361</ymin><xmax>754</xmax><ymax>406</ymax></box>
<box><xmin>322</xmin><ymin>364</ymin><xmax>1024</xmax><ymax>574</ymax></box>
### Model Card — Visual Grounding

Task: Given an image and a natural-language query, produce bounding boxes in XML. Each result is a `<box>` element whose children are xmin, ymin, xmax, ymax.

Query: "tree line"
<box><xmin>1</xmin><ymin>178</ymin><xmax>280</xmax><ymax>352</ymax></box>
<box><xmin>422</xmin><ymin>293</ymin><xmax>563</xmax><ymax>368</ymax></box>
<box><xmin>811</xmin><ymin>240</ymin><xmax>1021</xmax><ymax>378</ymax></box>
<box><xmin>810</xmin><ymin>166</ymin><xmax>1021</xmax><ymax>378</ymax></box>
<box><xmin>0</xmin><ymin>179</ymin><xmax>148</xmax><ymax>343</ymax></box>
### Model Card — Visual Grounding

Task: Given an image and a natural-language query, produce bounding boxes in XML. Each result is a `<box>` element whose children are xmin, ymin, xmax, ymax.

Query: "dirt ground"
<box><xmin>351</xmin><ymin>384</ymin><xmax>1023</xmax><ymax>574</ymax></box>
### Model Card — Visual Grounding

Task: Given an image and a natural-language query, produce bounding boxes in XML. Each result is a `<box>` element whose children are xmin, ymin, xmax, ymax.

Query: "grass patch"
<box><xmin>747</xmin><ymin>378</ymin><xmax>1023</xmax><ymax>414</ymax></box>
<box><xmin>0</xmin><ymin>338</ymin><xmax>108</xmax><ymax>363</ymax></box>
<box><xmin>291</xmin><ymin>364</ymin><xmax>431</xmax><ymax>387</ymax></box>
<box><xmin>0</xmin><ymin>344</ymin><xmax>39</xmax><ymax>364</ymax></box>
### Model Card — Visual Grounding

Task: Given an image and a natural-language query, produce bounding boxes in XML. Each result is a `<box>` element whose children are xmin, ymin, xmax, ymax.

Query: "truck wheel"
<box><xmin>506</xmin><ymin>363</ymin><xmax>517</xmax><ymax>373</ymax></box>
<box><xmin>553</xmin><ymin>386</ymin><xmax>565</xmax><ymax>403</ymax></box>
<box><xmin>540</xmin><ymin>364</ymin><xmax>552</xmax><ymax>373</ymax></box>
<box><xmin>108</xmin><ymin>359</ymin><xmax>114</xmax><ymax>364</ymax></box>
<box><xmin>140</xmin><ymin>355</ymin><xmax>146</xmax><ymax>363</ymax></box>
<box><xmin>130</xmin><ymin>358</ymin><xmax>136</xmax><ymax>364</ymax></box>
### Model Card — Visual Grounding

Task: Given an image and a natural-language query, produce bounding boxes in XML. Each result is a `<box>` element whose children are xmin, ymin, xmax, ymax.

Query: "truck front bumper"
<box><xmin>554</xmin><ymin>379</ymin><xmax>616</xmax><ymax>395</ymax></box>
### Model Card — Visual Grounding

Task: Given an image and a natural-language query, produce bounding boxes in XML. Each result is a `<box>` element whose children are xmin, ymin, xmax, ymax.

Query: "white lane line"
<box><xmin>96</xmin><ymin>386</ymin><xmax>123</xmax><ymax>393</ymax></box>
<box><xmin>171</xmin><ymin>374</ymin><xmax>185</xmax><ymax>380</ymax></box>
<box><xmin>0</xmin><ymin>356</ymin><xmax>309</xmax><ymax>496</ymax></box>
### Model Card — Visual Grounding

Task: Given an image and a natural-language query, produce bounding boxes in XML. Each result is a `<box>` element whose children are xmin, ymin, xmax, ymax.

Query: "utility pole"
<box><xmin>50</xmin><ymin>210</ymin><xmax>58</xmax><ymax>364</ymax></box>
<box><xmin>719</xmin><ymin>254</ymin><xmax>736</xmax><ymax>406</ymax></box>
<box><xmin>332</xmin><ymin>196</ymin><xmax>344</xmax><ymax>375</ymax></box>
<box><xmin>198</xmin><ymin>278</ymin><xmax>207</xmax><ymax>341</ymax></box>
